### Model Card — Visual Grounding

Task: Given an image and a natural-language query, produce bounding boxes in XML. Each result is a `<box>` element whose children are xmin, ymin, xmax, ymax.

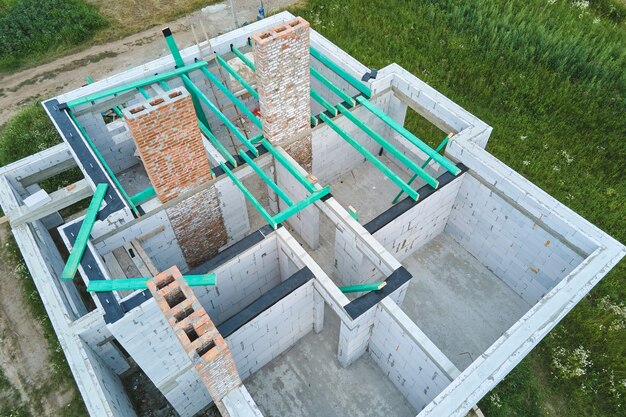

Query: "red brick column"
<box><xmin>124</xmin><ymin>88</ymin><xmax>212</xmax><ymax>203</ymax></box>
<box><xmin>148</xmin><ymin>266</ymin><xmax>242</xmax><ymax>417</ymax></box>
<box><xmin>252</xmin><ymin>17</ymin><xmax>312</xmax><ymax>170</ymax></box>
<box><xmin>125</xmin><ymin>88</ymin><xmax>227</xmax><ymax>266</ymax></box>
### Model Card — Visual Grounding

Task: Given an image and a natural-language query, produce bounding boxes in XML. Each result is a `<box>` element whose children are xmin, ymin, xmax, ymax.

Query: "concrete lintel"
<box><xmin>0</xmin><ymin>142</ymin><xmax>74</xmax><ymax>184</ymax></box>
<box><xmin>222</xmin><ymin>385</ymin><xmax>264</xmax><ymax>417</ymax></box>
<box><xmin>10</xmin><ymin>179</ymin><xmax>92</xmax><ymax>227</ymax></box>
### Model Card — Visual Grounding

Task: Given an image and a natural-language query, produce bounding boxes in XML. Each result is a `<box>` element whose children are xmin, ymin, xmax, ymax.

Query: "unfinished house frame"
<box><xmin>0</xmin><ymin>11</ymin><xmax>623</xmax><ymax>417</ymax></box>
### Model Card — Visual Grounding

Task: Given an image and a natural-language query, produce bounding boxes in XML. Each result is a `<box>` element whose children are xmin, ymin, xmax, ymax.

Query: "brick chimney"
<box><xmin>125</xmin><ymin>88</ymin><xmax>227</xmax><ymax>267</ymax></box>
<box><xmin>252</xmin><ymin>17</ymin><xmax>312</xmax><ymax>170</ymax></box>
<box><xmin>148</xmin><ymin>266</ymin><xmax>242</xmax><ymax>417</ymax></box>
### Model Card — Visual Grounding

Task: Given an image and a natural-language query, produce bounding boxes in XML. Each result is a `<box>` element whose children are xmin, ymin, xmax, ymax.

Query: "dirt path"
<box><xmin>0</xmin><ymin>0</ymin><xmax>297</xmax><ymax>126</ymax></box>
<box><xmin>0</xmin><ymin>226</ymin><xmax>74</xmax><ymax>415</ymax></box>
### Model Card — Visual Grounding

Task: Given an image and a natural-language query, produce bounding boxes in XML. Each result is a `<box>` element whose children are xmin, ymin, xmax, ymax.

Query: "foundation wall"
<box><xmin>107</xmin><ymin>298</ymin><xmax>211</xmax><ymax>417</ymax></box>
<box><xmin>446</xmin><ymin>175</ymin><xmax>587</xmax><ymax>304</ymax></box>
<box><xmin>192</xmin><ymin>234</ymin><xmax>281</xmax><ymax>326</ymax></box>
<box><xmin>225</xmin><ymin>280</ymin><xmax>317</xmax><ymax>379</ymax></box>
<box><xmin>369</xmin><ymin>299</ymin><xmax>456</xmax><ymax>412</ymax></box>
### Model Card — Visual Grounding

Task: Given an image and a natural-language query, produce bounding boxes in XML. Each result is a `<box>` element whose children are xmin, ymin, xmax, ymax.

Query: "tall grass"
<box><xmin>291</xmin><ymin>0</ymin><xmax>625</xmax><ymax>415</ymax></box>
<box><xmin>0</xmin><ymin>0</ymin><xmax>108</xmax><ymax>72</ymax></box>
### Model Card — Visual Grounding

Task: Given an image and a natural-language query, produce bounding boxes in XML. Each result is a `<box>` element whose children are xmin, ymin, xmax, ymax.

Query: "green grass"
<box><xmin>289</xmin><ymin>0</ymin><xmax>625</xmax><ymax>416</ymax></box>
<box><xmin>0</xmin><ymin>0</ymin><xmax>108</xmax><ymax>72</ymax></box>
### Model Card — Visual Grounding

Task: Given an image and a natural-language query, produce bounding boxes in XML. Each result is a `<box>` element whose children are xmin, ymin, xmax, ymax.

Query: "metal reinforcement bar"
<box><xmin>221</xmin><ymin>162</ymin><xmax>276</xmax><ymax>228</ymax></box>
<box><xmin>392</xmin><ymin>135</ymin><xmax>451</xmax><ymax>203</ymax></box>
<box><xmin>339</xmin><ymin>281</ymin><xmax>386</xmax><ymax>293</ymax></box>
<box><xmin>239</xmin><ymin>150</ymin><xmax>294</xmax><ymax>206</ymax></box>
<box><xmin>182</xmin><ymin>74</ymin><xmax>258</xmax><ymax>156</ymax></box>
<box><xmin>87</xmin><ymin>273</ymin><xmax>216</xmax><ymax>292</ymax></box>
<box><xmin>336</xmin><ymin>104</ymin><xmax>439</xmax><ymax>188</ymax></box>
<box><xmin>61</xmin><ymin>184</ymin><xmax>109</xmax><ymax>280</ymax></box>
<box><xmin>310</xmin><ymin>67</ymin><xmax>356</xmax><ymax>107</ymax></box>
<box><xmin>130</xmin><ymin>187</ymin><xmax>156</xmax><ymax>205</ymax></box>
<box><xmin>69</xmin><ymin>112</ymin><xmax>138</xmax><ymax>214</ymax></box>
<box><xmin>216</xmin><ymin>55</ymin><xmax>259</xmax><ymax>99</ymax></box>
<box><xmin>272</xmin><ymin>186</ymin><xmax>331</xmax><ymax>224</ymax></box>
<box><xmin>310</xmin><ymin>47</ymin><xmax>371</xmax><ymax>98</ymax></box>
<box><xmin>66</xmin><ymin>61</ymin><xmax>208</xmax><ymax>108</ymax></box>
<box><xmin>231</xmin><ymin>45</ymin><xmax>256</xmax><ymax>71</ymax></box>
<box><xmin>198</xmin><ymin>120</ymin><xmax>238</xmax><ymax>167</ymax></box>
<box><xmin>200</xmin><ymin>66</ymin><xmax>262</xmax><ymax>129</ymax></box>
<box><xmin>319</xmin><ymin>113</ymin><xmax>419</xmax><ymax>201</ymax></box>
<box><xmin>260</xmin><ymin>139</ymin><xmax>317</xmax><ymax>193</ymax></box>
<box><xmin>311</xmin><ymin>89</ymin><xmax>337</xmax><ymax>116</ymax></box>
<box><xmin>356</xmin><ymin>96</ymin><xmax>460</xmax><ymax>175</ymax></box>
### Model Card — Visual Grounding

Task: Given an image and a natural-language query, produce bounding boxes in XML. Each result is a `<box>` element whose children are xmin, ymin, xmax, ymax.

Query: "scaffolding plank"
<box><xmin>319</xmin><ymin>113</ymin><xmax>419</xmax><ymax>201</ymax></box>
<box><xmin>61</xmin><ymin>183</ymin><xmax>108</xmax><ymax>280</ymax></box>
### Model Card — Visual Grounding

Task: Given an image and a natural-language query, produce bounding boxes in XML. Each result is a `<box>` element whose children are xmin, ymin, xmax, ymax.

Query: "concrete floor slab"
<box><xmin>401</xmin><ymin>233</ymin><xmax>531</xmax><ymax>370</ymax></box>
<box><xmin>245</xmin><ymin>305</ymin><xmax>416</xmax><ymax>417</ymax></box>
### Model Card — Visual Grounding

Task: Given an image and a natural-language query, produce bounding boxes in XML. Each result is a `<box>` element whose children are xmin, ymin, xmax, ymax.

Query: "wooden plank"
<box><xmin>112</xmin><ymin>247</ymin><xmax>141</xmax><ymax>278</ymax></box>
<box><xmin>123</xmin><ymin>243</ymin><xmax>151</xmax><ymax>277</ymax></box>
<box><xmin>131</xmin><ymin>240</ymin><xmax>159</xmax><ymax>276</ymax></box>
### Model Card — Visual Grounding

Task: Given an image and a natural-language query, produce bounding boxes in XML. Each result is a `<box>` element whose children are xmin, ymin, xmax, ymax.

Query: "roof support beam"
<box><xmin>339</xmin><ymin>282</ymin><xmax>386</xmax><ymax>294</ymax></box>
<box><xmin>216</xmin><ymin>55</ymin><xmax>259</xmax><ymax>99</ymax></box>
<box><xmin>87</xmin><ymin>273</ymin><xmax>216</xmax><ymax>292</ymax></box>
<box><xmin>239</xmin><ymin>150</ymin><xmax>294</xmax><ymax>206</ymax></box>
<box><xmin>311</xmin><ymin>67</ymin><xmax>356</xmax><ymax>107</ymax></box>
<box><xmin>319</xmin><ymin>113</ymin><xmax>419</xmax><ymax>201</ymax></box>
<box><xmin>198</xmin><ymin>120</ymin><xmax>238</xmax><ymax>167</ymax></box>
<box><xmin>310</xmin><ymin>47</ymin><xmax>371</xmax><ymax>98</ymax></box>
<box><xmin>261</xmin><ymin>139</ymin><xmax>317</xmax><ymax>193</ymax></box>
<box><xmin>231</xmin><ymin>45</ymin><xmax>256</xmax><ymax>71</ymax></box>
<box><xmin>61</xmin><ymin>183</ymin><xmax>108</xmax><ymax>281</ymax></box>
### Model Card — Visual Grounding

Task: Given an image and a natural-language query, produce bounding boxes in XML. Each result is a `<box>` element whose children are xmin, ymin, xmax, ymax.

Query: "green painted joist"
<box><xmin>250</xmin><ymin>133</ymin><xmax>264</xmax><ymax>144</ymax></box>
<box><xmin>339</xmin><ymin>281</ymin><xmax>386</xmax><ymax>293</ymax></box>
<box><xmin>216</xmin><ymin>55</ymin><xmax>259</xmax><ymax>100</ymax></box>
<box><xmin>239</xmin><ymin>150</ymin><xmax>294</xmax><ymax>206</ymax></box>
<box><xmin>261</xmin><ymin>139</ymin><xmax>317</xmax><ymax>193</ymax></box>
<box><xmin>392</xmin><ymin>135</ymin><xmax>451</xmax><ymax>204</ymax></box>
<box><xmin>231</xmin><ymin>45</ymin><xmax>256</xmax><ymax>71</ymax></box>
<box><xmin>69</xmin><ymin>112</ymin><xmax>138</xmax><ymax>214</ymax></box>
<box><xmin>272</xmin><ymin>186</ymin><xmax>331</xmax><ymax>224</ymax></box>
<box><xmin>130</xmin><ymin>186</ymin><xmax>156</xmax><ymax>205</ymax></box>
<box><xmin>221</xmin><ymin>162</ymin><xmax>277</xmax><ymax>228</ymax></box>
<box><xmin>61</xmin><ymin>184</ymin><xmax>109</xmax><ymax>281</ymax></box>
<box><xmin>165</xmin><ymin>32</ymin><xmax>185</xmax><ymax>67</ymax></box>
<box><xmin>138</xmin><ymin>86</ymin><xmax>150</xmax><ymax>99</ymax></box>
<box><xmin>310</xmin><ymin>47</ymin><xmax>371</xmax><ymax>98</ymax></box>
<box><xmin>66</xmin><ymin>61</ymin><xmax>208</xmax><ymax>108</ymax></box>
<box><xmin>182</xmin><ymin>73</ymin><xmax>258</xmax><ymax>156</ymax></box>
<box><xmin>311</xmin><ymin>89</ymin><xmax>338</xmax><ymax>116</ymax></box>
<box><xmin>158</xmin><ymin>80</ymin><xmax>171</xmax><ymax>91</ymax></box>
<box><xmin>87</xmin><ymin>273</ymin><xmax>216</xmax><ymax>292</ymax></box>
<box><xmin>319</xmin><ymin>113</ymin><xmax>419</xmax><ymax>201</ymax></box>
<box><xmin>356</xmin><ymin>96</ymin><xmax>460</xmax><ymax>176</ymax></box>
<box><xmin>200</xmin><ymin>66</ymin><xmax>262</xmax><ymax>129</ymax></box>
<box><xmin>198</xmin><ymin>120</ymin><xmax>238</xmax><ymax>167</ymax></box>
<box><xmin>311</xmin><ymin>115</ymin><xmax>318</xmax><ymax>127</ymax></box>
<box><xmin>310</xmin><ymin>67</ymin><xmax>356</xmax><ymax>107</ymax></box>
<box><xmin>337</xmin><ymin>103</ymin><xmax>439</xmax><ymax>189</ymax></box>
<box><xmin>86</xmin><ymin>75</ymin><xmax>124</xmax><ymax>118</ymax></box>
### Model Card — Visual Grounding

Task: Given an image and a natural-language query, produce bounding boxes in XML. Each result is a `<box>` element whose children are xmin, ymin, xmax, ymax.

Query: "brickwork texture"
<box><xmin>148</xmin><ymin>266</ymin><xmax>242</xmax><ymax>417</ymax></box>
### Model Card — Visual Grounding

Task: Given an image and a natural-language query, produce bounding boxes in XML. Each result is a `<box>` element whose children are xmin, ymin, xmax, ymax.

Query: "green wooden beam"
<box><xmin>86</xmin><ymin>75</ymin><xmax>124</xmax><ymax>118</ymax></box>
<box><xmin>392</xmin><ymin>136</ymin><xmax>451</xmax><ymax>204</ymax></box>
<box><xmin>261</xmin><ymin>139</ymin><xmax>317</xmax><ymax>193</ymax></box>
<box><xmin>356</xmin><ymin>96</ymin><xmax>460</xmax><ymax>175</ymax></box>
<box><xmin>231</xmin><ymin>45</ymin><xmax>256</xmax><ymax>71</ymax></box>
<box><xmin>216</xmin><ymin>55</ymin><xmax>259</xmax><ymax>99</ymax></box>
<box><xmin>319</xmin><ymin>113</ymin><xmax>419</xmax><ymax>201</ymax></box>
<box><xmin>66</xmin><ymin>61</ymin><xmax>208</xmax><ymax>108</ymax></box>
<box><xmin>337</xmin><ymin>103</ymin><xmax>439</xmax><ymax>189</ymax></box>
<box><xmin>310</xmin><ymin>67</ymin><xmax>356</xmax><ymax>107</ymax></box>
<box><xmin>272</xmin><ymin>186</ymin><xmax>330</xmax><ymax>224</ymax></box>
<box><xmin>130</xmin><ymin>187</ymin><xmax>156</xmax><ymax>205</ymax></box>
<box><xmin>182</xmin><ymin>73</ymin><xmax>259</xmax><ymax>156</ymax></box>
<box><xmin>158</xmin><ymin>80</ymin><xmax>171</xmax><ymax>91</ymax></box>
<box><xmin>250</xmin><ymin>133</ymin><xmax>264</xmax><ymax>144</ymax></box>
<box><xmin>310</xmin><ymin>47</ymin><xmax>371</xmax><ymax>98</ymax></box>
<box><xmin>138</xmin><ymin>86</ymin><xmax>150</xmax><ymax>99</ymax></box>
<box><xmin>311</xmin><ymin>115</ymin><xmax>318</xmax><ymax>127</ymax></box>
<box><xmin>239</xmin><ymin>150</ymin><xmax>294</xmax><ymax>206</ymax></box>
<box><xmin>311</xmin><ymin>89</ymin><xmax>338</xmax><ymax>116</ymax></box>
<box><xmin>61</xmin><ymin>184</ymin><xmax>109</xmax><ymax>281</ymax></box>
<box><xmin>339</xmin><ymin>281</ymin><xmax>386</xmax><ymax>294</ymax></box>
<box><xmin>87</xmin><ymin>273</ymin><xmax>216</xmax><ymax>292</ymax></box>
<box><xmin>221</xmin><ymin>162</ymin><xmax>277</xmax><ymax>228</ymax></box>
<box><xmin>198</xmin><ymin>120</ymin><xmax>238</xmax><ymax>167</ymax></box>
<box><xmin>69</xmin><ymin>112</ymin><xmax>138</xmax><ymax>215</ymax></box>
<box><xmin>200</xmin><ymin>66</ymin><xmax>262</xmax><ymax>129</ymax></box>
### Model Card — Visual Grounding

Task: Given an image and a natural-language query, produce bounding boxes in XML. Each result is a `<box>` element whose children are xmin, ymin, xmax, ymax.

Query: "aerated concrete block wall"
<box><xmin>107</xmin><ymin>298</ymin><xmax>211</xmax><ymax>417</ymax></box>
<box><xmin>333</xmin><ymin>222</ymin><xmax>381</xmax><ymax>286</ymax></box>
<box><xmin>446</xmin><ymin>174</ymin><xmax>588</xmax><ymax>305</ymax></box>
<box><xmin>191</xmin><ymin>234</ymin><xmax>281</xmax><ymax>326</ymax></box>
<box><xmin>369</xmin><ymin>299</ymin><xmax>457</xmax><ymax>412</ymax></box>
<box><xmin>79</xmin><ymin>313</ymin><xmax>130</xmax><ymax>375</ymax></box>
<box><xmin>311</xmin><ymin>92</ymin><xmax>394</xmax><ymax>185</ymax></box>
<box><xmin>225</xmin><ymin>280</ymin><xmax>318</xmax><ymax>379</ymax></box>
<box><xmin>373</xmin><ymin>175</ymin><xmax>465</xmax><ymax>263</ymax></box>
